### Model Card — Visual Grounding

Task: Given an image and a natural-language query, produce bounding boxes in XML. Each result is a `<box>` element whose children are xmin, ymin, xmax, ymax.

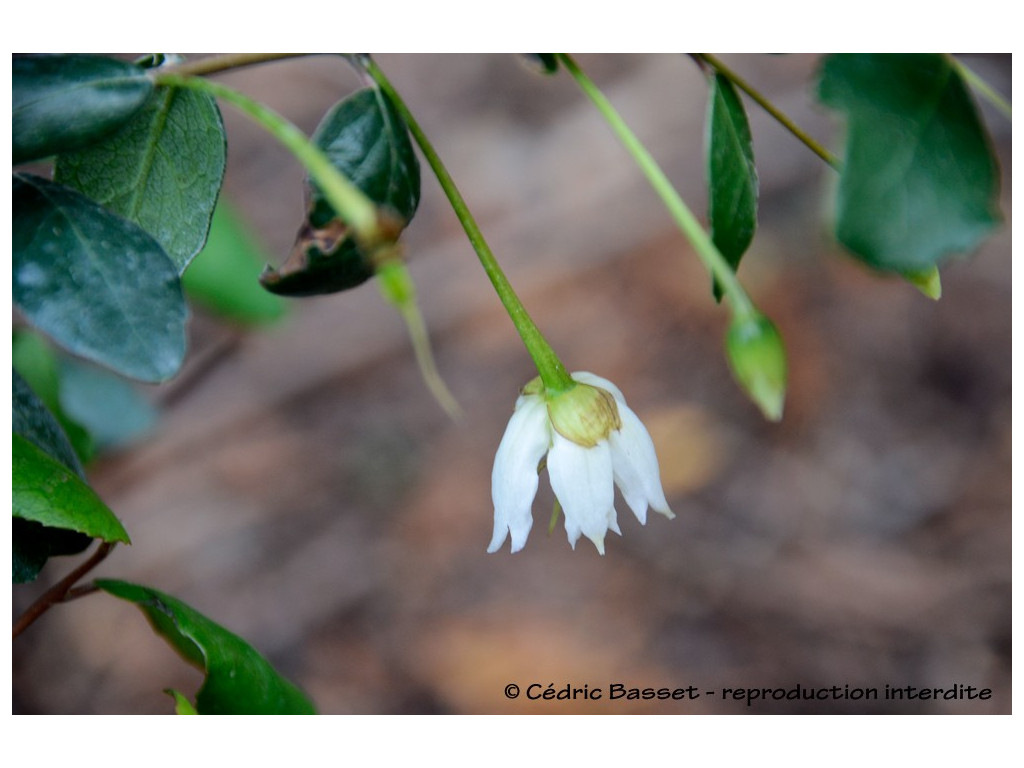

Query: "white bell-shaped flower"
<box><xmin>488</xmin><ymin>371</ymin><xmax>674</xmax><ymax>554</ymax></box>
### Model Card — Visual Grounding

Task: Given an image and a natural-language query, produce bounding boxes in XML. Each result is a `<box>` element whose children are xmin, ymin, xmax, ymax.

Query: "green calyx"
<box><xmin>537</xmin><ymin>379</ymin><xmax>622</xmax><ymax>448</ymax></box>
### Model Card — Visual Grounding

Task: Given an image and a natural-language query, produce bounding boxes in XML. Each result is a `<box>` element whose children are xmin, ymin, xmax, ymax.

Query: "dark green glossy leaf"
<box><xmin>12</xmin><ymin>371</ymin><xmax>92</xmax><ymax>581</ymax></box>
<box><xmin>13</xmin><ymin>518</ymin><xmax>93</xmax><ymax>584</ymax></box>
<box><xmin>309</xmin><ymin>87</ymin><xmax>420</xmax><ymax>227</ymax></box>
<box><xmin>13</xmin><ymin>331</ymin><xmax>94</xmax><ymax>462</ymax></box>
<box><xmin>13</xmin><ymin>54</ymin><xmax>153</xmax><ymax>165</ymax></box>
<box><xmin>13</xmin><ymin>174</ymin><xmax>187</xmax><ymax>382</ymax></box>
<box><xmin>262</xmin><ymin>87</ymin><xmax>420</xmax><ymax>297</ymax></box>
<box><xmin>706</xmin><ymin>73</ymin><xmax>758</xmax><ymax>301</ymax></box>
<box><xmin>13</xmin><ymin>433</ymin><xmax>130</xmax><ymax>543</ymax></box>
<box><xmin>818</xmin><ymin>54</ymin><xmax>1000</xmax><ymax>273</ymax></box>
<box><xmin>98</xmin><ymin>580</ymin><xmax>317</xmax><ymax>714</ymax></box>
<box><xmin>183</xmin><ymin>201</ymin><xmax>286</xmax><ymax>323</ymax></box>
<box><xmin>260</xmin><ymin>220</ymin><xmax>376</xmax><ymax>297</ymax></box>
<box><xmin>55</xmin><ymin>86</ymin><xmax>227</xmax><ymax>273</ymax></box>
<box><xmin>60</xmin><ymin>358</ymin><xmax>157</xmax><ymax>452</ymax></box>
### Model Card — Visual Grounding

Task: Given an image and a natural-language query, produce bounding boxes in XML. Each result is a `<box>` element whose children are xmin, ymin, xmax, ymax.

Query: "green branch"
<box><xmin>156</xmin><ymin>53</ymin><xmax>314</xmax><ymax>78</ymax></box>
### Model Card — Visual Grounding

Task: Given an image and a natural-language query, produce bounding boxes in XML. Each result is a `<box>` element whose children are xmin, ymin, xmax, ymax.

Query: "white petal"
<box><xmin>547</xmin><ymin>433</ymin><xmax>617</xmax><ymax>555</ymax></box>
<box><xmin>488</xmin><ymin>395</ymin><xmax>550</xmax><ymax>553</ymax></box>
<box><xmin>609</xmin><ymin>401</ymin><xmax>674</xmax><ymax>523</ymax></box>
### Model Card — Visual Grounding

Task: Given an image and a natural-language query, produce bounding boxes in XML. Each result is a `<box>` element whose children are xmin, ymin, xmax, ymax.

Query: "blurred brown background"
<box><xmin>12</xmin><ymin>53</ymin><xmax>1011</xmax><ymax>714</ymax></box>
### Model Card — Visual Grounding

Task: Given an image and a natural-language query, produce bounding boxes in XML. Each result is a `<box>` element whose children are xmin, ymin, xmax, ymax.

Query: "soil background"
<box><xmin>12</xmin><ymin>53</ymin><xmax>1012</xmax><ymax>714</ymax></box>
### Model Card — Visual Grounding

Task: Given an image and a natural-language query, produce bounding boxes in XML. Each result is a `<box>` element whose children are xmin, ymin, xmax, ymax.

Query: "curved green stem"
<box><xmin>156</xmin><ymin>53</ymin><xmax>315</xmax><ymax>78</ymax></box>
<box><xmin>153</xmin><ymin>72</ymin><xmax>383</xmax><ymax>248</ymax></box>
<box><xmin>695</xmin><ymin>53</ymin><xmax>841</xmax><ymax>171</ymax></box>
<box><xmin>157</xmin><ymin>70</ymin><xmax>460</xmax><ymax>418</ymax></box>
<box><xmin>360</xmin><ymin>56</ymin><xmax>574</xmax><ymax>394</ymax></box>
<box><xmin>949</xmin><ymin>56</ymin><xmax>1011</xmax><ymax>120</ymax></box>
<box><xmin>557</xmin><ymin>53</ymin><xmax>756</xmax><ymax>319</ymax></box>
<box><xmin>377</xmin><ymin>261</ymin><xmax>462</xmax><ymax>419</ymax></box>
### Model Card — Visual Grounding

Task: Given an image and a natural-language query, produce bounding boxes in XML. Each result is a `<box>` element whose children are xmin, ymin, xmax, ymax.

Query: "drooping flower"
<box><xmin>488</xmin><ymin>371</ymin><xmax>674</xmax><ymax>555</ymax></box>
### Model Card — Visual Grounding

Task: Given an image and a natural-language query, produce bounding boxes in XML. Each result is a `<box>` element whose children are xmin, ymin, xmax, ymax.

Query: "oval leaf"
<box><xmin>97</xmin><ymin>580</ymin><xmax>316</xmax><ymax>715</ymax></box>
<box><xmin>706</xmin><ymin>73</ymin><xmax>758</xmax><ymax>301</ymax></box>
<box><xmin>262</xmin><ymin>87</ymin><xmax>421</xmax><ymax>296</ymax></box>
<box><xmin>55</xmin><ymin>85</ymin><xmax>227</xmax><ymax>273</ymax></box>
<box><xmin>13</xmin><ymin>174</ymin><xmax>187</xmax><ymax>382</ymax></box>
<box><xmin>818</xmin><ymin>54</ymin><xmax>1000</xmax><ymax>273</ymax></box>
<box><xmin>13</xmin><ymin>54</ymin><xmax>153</xmax><ymax>165</ymax></box>
<box><xmin>59</xmin><ymin>357</ymin><xmax>158</xmax><ymax>452</ymax></box>
<box><xmin>310</xmin><ymin>86</ymin><xmax>420</xmax><ymax>227</ymax></box>
<box><xmin>13</xmin><ymin>433</ymin><xmax>130</xmax><ymax>544</ymax></box>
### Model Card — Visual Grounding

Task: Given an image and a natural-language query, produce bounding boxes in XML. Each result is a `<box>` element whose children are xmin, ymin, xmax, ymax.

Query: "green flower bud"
<box><xmin>545</xmin><ymin>381</ymin><xmax>622</xmax><ymax>448</ymax></box>
<box><xmin>726</xmin><ymin>313</ymin><xmax>787</xmax><ymax>422</ymax></box>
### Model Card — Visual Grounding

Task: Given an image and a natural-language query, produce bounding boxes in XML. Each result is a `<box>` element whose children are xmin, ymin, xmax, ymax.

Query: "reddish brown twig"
<box><xmin>13</xmin><ymin>542</ymin><xmax>115</xmax><ymax>639</ymax></box>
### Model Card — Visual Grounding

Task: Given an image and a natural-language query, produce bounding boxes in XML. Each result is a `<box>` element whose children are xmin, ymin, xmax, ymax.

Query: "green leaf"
<box><xmin>13</xmin><ymin>54</ymin><xmax>153</xmax><ymax>165</ymax></box>
<box><xmin>13</xmin><ymin>368</ymin><xmax>85</xmax><ymax>478</ymax></box>
<box><xmin>97</xmin><ymin>580</ymin><xmax>317</xmax><ymax>714</ymax></box>
<box><xmin>55</xmin><ymin>85</ymin><xmax>227</xmax><ymax>273</ymax></box>
<box><xmin>309</xmin><ymin>87</ymin><xmax>420</xmax><ymax>226</ymax></box>
<box><xmin>12</xmin><ymin>370</ymin><xmax>91</xmax><ymax>582</ymax></box>
<box><xmin>13</xmin><ymin>331</ymin><xmax>94</xmax><ymax>463</ymax></box>
<box><xmin>13</xmin><ymin>174</ymin><xmax>187</xmax><ymax>382</ymax></box>
<box><xmin>59</xmin><ymin>358</ymin><xmax>158</xmax><ymax>452</ymax></box>
<box><xmin>182</xmin><ymin>201</ymin><xmax>286</xmax><ymax>323</ymax></box>
<box><xmin>13</xmin><ymin>518</ymin><xmax>93</xmax><ymax>584</ymax></box>
<box><xmin>13</xmin><ymin>433</ymin><xmax>130</xmax><ymax>544</ymax></box>
<box><xmin>261</xmin><ymin>87</ymin><xmax>421</xmax><ymax>297</ymax></box>
<box><xmin>818</xmin><ymin>54</ymin><xmax>1000</xmax><ymax>273</ymax></box>
<box><xmin>706</xmin><ymin>73</ymin><xmax>758</xmax><ymax>301</ymax></box>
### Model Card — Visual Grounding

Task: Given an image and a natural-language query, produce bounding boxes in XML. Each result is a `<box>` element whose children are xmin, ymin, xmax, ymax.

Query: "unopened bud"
<box><xmin>726</xmin><ymin>313</ymin><xmax>787</xmax><ymax>421</ymax></box>
<box><xmin>546</xmin><ymin>382</ymin><xmax>621</xmax><ymax>448</ymax></box>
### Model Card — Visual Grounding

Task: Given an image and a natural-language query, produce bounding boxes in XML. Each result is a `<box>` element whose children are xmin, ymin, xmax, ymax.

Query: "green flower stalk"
<box><xmin>359</xmin><ymin>56</ymin><xmax>575</xmax><ymax>397</ymax></box>
<box><xmin>557</xmin><ymin>52</ymin><xmax>788</xmax><ymax>420</ymax></box>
